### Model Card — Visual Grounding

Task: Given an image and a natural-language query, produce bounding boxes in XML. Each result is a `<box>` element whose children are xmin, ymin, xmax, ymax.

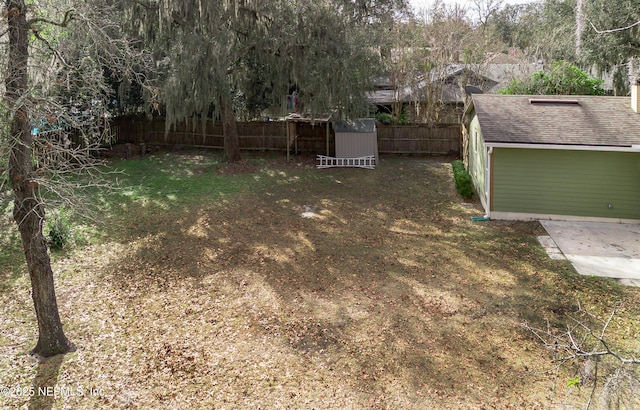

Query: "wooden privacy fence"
<box><xmin>110</xmin><ymin>117</ymin><xmax>461</xmax><ymax>156</ymax></box>
<box><xmin>112</xmin><ymin>117</ymin><xmax>284</xmax><ymax>150</ymax></box>
<box><xmin>376</xmin><ymin>123</ymin><xmax>460</xmax><ymax>155</ymax></box>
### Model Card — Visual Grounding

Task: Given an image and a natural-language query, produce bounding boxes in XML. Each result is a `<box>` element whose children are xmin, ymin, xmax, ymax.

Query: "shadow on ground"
<box><xmin>5</xmin><ymin>154</ymin><xmax>634</xmax><ymax>409</ymax></box>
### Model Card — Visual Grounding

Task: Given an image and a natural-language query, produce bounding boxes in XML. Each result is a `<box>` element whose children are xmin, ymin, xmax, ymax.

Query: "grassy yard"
<box><xmin>1</xmin><ymin>149</ymin><xmax>639</xmax><ymax>409</ymax></box>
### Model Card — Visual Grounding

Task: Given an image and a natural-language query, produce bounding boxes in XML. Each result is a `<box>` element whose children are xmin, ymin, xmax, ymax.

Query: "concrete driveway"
<box><xmin>538</xmin><ymin>220</ymin><xmax>640</xmax><ymax>286</ymax></box>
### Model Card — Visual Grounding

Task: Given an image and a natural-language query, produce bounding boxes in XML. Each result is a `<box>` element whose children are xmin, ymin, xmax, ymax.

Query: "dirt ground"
<box><xmin>1</xmin><ymin>151</ymin><xmax>638</xmax><ymax>409</ymax></box>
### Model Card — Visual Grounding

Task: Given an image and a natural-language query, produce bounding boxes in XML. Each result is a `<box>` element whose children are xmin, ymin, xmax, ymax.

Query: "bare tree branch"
<box><xmin>589</xmin><ymin>18</ymin><xmax>640</xmax><ymax>34</ymax></box>
<box><xmin>28</xmin><ymin>9</ymin><xmax>74</xmax><ymax>28</ymax></box>
<box><xmin>523</xmin><ymin>304</ymin><xmax>640</xmax><ymax>408</ymax></box>
<box><xmin>31</xmin><ymin>29</ymin><xmax>67</xmax><ymax>67</ymax></box>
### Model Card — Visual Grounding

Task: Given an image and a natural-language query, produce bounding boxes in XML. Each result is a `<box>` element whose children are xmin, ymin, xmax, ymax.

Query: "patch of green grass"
<box><xmin>0</xmin><ymin>244</ymin><xmax>24</xmax><ymax>282</ymax></box>
<box><xmin>0</xmin><ymin>198</ymin><xmax>25</xmax><ymax>286</ymax></box>
<box><xmin>106</xmin><ymin>152</ymin><xmax>258</xmax><ymax>210</ymax></box>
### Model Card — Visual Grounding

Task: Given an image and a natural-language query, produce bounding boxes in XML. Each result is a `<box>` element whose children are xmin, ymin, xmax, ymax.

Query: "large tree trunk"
<box><xmin>220</xmin><ymin>94</ymin><xmax>241</xmax><ymax>163</ymax></box>
<box><xmin>6</xmin><ymin>0</ymin><xmax>72</xmax><ymax>357</ymax></box>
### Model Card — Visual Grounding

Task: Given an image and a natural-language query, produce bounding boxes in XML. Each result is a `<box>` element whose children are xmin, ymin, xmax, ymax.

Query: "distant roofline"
<box><xmin>474</xmin><ymin>94</ymin><xmax>629</xmax><ymax>99</ymax></box>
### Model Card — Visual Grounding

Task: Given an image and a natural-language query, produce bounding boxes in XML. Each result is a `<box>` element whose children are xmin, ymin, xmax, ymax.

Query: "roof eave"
<box><xmin>484</xmin><ymin>142</ymin><xmax>640</xmax><ymax>152</ymax></box>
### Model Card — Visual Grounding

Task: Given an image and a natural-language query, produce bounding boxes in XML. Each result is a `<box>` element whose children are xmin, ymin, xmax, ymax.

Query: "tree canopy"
<box><xmin>498</xmin><ymin>60</ymin><xmax>605</xmax><ymax>95</ymax></box>
<box><xmin>123</xmin><ymin>0</ymin><xmax>409</xmax><ymax>161</ymax></box>
<box><xmin>484</xmin><ymin>0</ymin><xmax>640</xmax><ymax>95</ymax></box>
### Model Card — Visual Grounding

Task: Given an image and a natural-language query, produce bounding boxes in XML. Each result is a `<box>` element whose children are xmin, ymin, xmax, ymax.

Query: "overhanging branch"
<box><xmin>28</xmin><ymin>9</ymin><xmax>74</xmax><ymax>28</ymax></box>
<box><xmin>523</xmin><ymin>303</ymin><xmax>640</xmax><ymax>402</ymax></box>
<box><xmin>589</xmin><ymin>18</ymin><xmax>640</xmax><ymax>34</ymax></box>
<box><xmin>31</xmin><ymin>30</ymin><xmax>67</xmax><ymax>67</ymax></box>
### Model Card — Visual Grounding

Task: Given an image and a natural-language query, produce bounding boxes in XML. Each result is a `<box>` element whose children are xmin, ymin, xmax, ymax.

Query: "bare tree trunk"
<box><xmin>220</xmin><ymin>94</ymin><xmax>241</xmax><ymax>162</ymax></box>
<box><xmin>5</xmin><ymin>0</ymin><xmax>71</xmax><ymax>357</ymax></box>
<box><xmin>576</xmin><ymin>0</ymin><xmax>584</xmax><ymax>58</ymax></box>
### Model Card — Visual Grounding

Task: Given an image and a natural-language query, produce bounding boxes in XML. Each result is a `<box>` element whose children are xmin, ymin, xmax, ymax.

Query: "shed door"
<box><xmin>491</xmin><ymin>148</ymin><xmax>640</xmax><ymax>220</ymax></box>
<box><xmin>335</xmin><ymin>132</ymin><xmax>379</xmax><ymax>162</ymax></box>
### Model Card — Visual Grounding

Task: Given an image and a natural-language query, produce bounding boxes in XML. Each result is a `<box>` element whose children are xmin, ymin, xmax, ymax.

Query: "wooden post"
<box><xmin>326</xmin><ymin>121</ymin><xmax>330</xmax><ymax>156</ymax></box>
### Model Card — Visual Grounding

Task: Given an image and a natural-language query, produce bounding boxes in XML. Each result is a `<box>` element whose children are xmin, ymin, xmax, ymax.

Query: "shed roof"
<box><xmin>471</xmin><ymin>94</ymin><xmax>640</xmax><ymax>147</ymax></box>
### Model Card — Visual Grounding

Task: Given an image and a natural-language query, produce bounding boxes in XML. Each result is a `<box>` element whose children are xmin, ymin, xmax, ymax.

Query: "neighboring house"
<box><xmin>368</xmin><ymin>66</ymin><xmax>491</xmax><ymax>123</ymax></box>
<box><xmin>463</xmin><ymin>92</ymin><xmax>640</xmax><ymax>222</ymax></box>
<box><xmin>369</xmin><ymin>58</ymin><xmax>541</xmax><ymax>123</ymax></box>
<box><xmin>367</xmin><ymin>70</ymin><xmax>464</xmax><ymax>118</ymax></box>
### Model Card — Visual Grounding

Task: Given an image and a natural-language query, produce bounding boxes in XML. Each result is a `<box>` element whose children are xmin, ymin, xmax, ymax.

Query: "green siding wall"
<box><xmin>492</xmin><ymin>148</ymin><xmax>640</xmax><ymax>220</ymax></box>
<box><xmin>468</xmin><ymin>115</ymin><xmax>488</xmax><ymax>209</ymax></box>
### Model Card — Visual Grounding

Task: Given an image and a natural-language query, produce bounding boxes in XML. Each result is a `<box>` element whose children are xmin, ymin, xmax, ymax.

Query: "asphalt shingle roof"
<box><xmin>472</xmin><ymin>94</ymin><xmax>640</xmax><ymax>147</ymax></box>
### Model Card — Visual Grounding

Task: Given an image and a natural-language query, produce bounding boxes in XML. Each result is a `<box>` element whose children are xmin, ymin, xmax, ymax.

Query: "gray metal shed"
<box><xmin>318</xmin><ymin>119</ymin><xmax>378</xmax><ymax>169</ymax></box>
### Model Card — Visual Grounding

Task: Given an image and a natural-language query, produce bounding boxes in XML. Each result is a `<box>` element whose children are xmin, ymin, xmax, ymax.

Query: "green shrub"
<box><xmin>46</xmin><ymin>208</ymin><xmax>73</xmax><ymax>250</ymax></box>
<box><xmin>375</xmin><ymin>113</ymin><xmax>396</xmax><ymax>125</ymax></box>
<box><xmin>451</xmin><ymin>160</ymin><xmax>474</xmax><ymax>199</ymax></box>
<box><xmin>375</xmin><ymin>109</ymin><xmax>411</xmax><ymax>125</ymax></box>
<box><xmin>498</xmin><ymin>61</ymin><xmax>605</xmax><ymax>96</ymax></box>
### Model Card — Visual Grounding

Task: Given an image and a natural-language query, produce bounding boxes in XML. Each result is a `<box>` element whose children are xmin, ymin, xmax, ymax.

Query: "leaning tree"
<box><xmin>2</xmin><ymin>0</ymin><xmax>151</xmax><ymax>357</ymax></box>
